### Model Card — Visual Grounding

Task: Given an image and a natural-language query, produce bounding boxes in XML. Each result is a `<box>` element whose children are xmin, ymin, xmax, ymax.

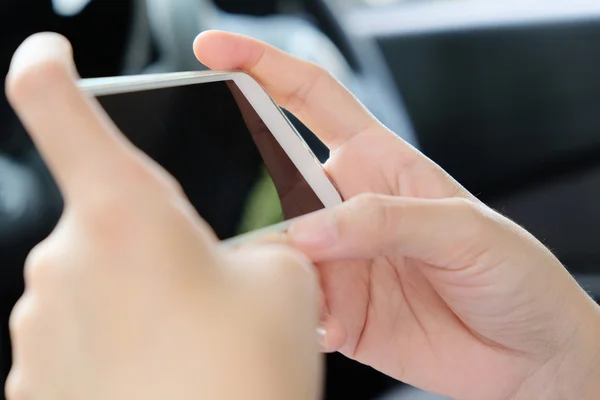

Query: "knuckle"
<box><xmin>351</xmin><ymin>193</ymin><xmax>384</xmax><ymax>210</ymax></box>
<box><xmin>284</xmin><ymin>64</ymin><xmax>331</xmax><ymax>112</ymax></box>
<box><xmin>310</xmin><ymin>64</ymin><xmax>333</xmax><ymax>83</ymax></box>
<box><xmin>152</xmin><ymin>168</ymin><xmax>186</xmax><ymax>197</ymax></box>
<box><xmin>9</xmin><ymin>296</ymin><xmax>34</xmax><ymax>339</ymax></box>
<box><xmin>447</xmin><ymin>198</ymin><xmax>488</xmax><ymax>237</ymax></box>
<box><xmin>352</xmin><ymin>193</ymin><xmax>394</xmax><ymax>227</ymax></box>
<box><xmin>164</xmin><ymin>174</ymin><xmax>185</xmax><ymax>195</ymax></box>
<box><xmin>23</xmin><ymin>243</ymin><xmax>57</xmax><ymax>289</ymax></box>
<box><xmin>449</xmin><ymin>197</ymin><xmax>482</xmax><ymax>219</ymax></box>
<box><xmin>5</xmin><ymin>369</ymin><xmax>29</xmax><ymax>400</ymax></box>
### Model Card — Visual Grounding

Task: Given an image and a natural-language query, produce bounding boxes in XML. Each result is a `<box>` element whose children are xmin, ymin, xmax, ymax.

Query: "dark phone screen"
<box><xmin>97</xmin><ymin>80</ymin><xmax>325</xmax><ymax>240</ymax></box>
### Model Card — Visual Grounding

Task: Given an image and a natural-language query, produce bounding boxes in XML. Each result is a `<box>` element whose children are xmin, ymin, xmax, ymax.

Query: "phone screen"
<box><xmin>97</xmin><ymin>80</ymin><xmax>326</xmax><ymax>240</ymax></box>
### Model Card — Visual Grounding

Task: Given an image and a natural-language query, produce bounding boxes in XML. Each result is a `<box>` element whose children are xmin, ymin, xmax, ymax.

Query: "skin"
<box><xmin>193</xmin><ymin>31</ymin><xmax>600</xmax><ymax>399</ymax></box>
<box><xmin>5</xmin><ymin>33</ymin><xmax>321</xmax><ymax>400</ymax></box>
<box><xmin>4</xmin><ymin>30</ymin><xmax>600</xmax><ymax>400</ymax></box>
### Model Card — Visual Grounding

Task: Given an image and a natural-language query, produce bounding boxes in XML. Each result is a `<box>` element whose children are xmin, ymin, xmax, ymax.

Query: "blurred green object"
<box><xmin>237</xmin><ymin>165</ymin><xmax>284</xmax><ymax>235</ymax></box>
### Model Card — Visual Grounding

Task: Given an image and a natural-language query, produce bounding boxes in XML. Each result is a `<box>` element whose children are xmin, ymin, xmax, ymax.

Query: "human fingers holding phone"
<box><xmin>195</xmin><ymin>31</ymin><xmax>600</xmax><ymax>399</ymax></box>
<box><xmin>290</xmin><ymin>194</ymin><xmax>600</xmax><ymax>399</ymax></box>
<box><xmin>6</xmin><ymin>29</ymin><xmax>600</xmax><ymax>400</ymax></box>
<box><xmin>5</xmin><ymin>33</ymin><xmax>322</xmax><ymax>400</ymax></box>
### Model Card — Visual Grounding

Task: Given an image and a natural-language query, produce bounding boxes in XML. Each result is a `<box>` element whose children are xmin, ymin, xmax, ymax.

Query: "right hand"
<box><xmin>195</xmin><ymin>31</ymin><xmax>600</xmax><ymax>400</ymax></box>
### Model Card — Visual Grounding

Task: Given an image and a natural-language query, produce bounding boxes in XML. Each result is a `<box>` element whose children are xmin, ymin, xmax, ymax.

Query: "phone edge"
<box><xmin>79</xmin><ymin>71</ymin><xmax>343</xmax><ymax>245</ymax></box>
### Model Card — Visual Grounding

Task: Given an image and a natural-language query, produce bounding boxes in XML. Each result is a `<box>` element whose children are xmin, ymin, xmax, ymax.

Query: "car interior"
<box><xmin>1</xmin><ymin>1</ymin><xmax>600</xmax><ymax>399</ymax></box>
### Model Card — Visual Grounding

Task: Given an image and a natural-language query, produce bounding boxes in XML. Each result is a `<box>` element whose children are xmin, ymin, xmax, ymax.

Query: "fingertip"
<box><xmin>193</xmin><ymin>30</ymin><xmax>263</xmax><ymax>71</ymax></box>
<box><xmin>318</xmin><ymin>315</ymin><xmax>346</xmax><ymax>353</ymax></box>
<box><xmin>193</xmin><ymin>29</ymin><xmax>226</xmax><ymax>47</ymax></box>
<box><xmin>6</xmin><ymin>32</ymin><xmax>76</xmax><ymax>105</ymax></box>
<box><xmin>192</xmin><ymin>30</ymin><xmax>219</xmax><ymax>56</ymax></box>
<box><xmin>288</xmin><ymin>210</ymin><xmax>339</xmax><ymax>248</ymax></box>
<box><xmin>193</xmin><ymin>30</ymin><xmax>235</xmax><ymax>69</ymax></box>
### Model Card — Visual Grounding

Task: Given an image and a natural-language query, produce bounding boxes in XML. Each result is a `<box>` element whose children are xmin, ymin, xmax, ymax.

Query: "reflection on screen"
<box><xmin>97</xmin><ymin>80</ymin><xmax>326</xmax><ymax>240</ymax></box>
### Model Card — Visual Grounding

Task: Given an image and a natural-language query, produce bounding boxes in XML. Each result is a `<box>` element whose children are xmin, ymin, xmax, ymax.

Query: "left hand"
<box><xmin>5</xmin><ymin>33</ymin><xmax>321</xmax><ymax>400</ymax></box>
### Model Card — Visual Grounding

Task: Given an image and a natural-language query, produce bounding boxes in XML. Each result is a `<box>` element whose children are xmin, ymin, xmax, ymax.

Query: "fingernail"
<box><xmin>288</xmin><ymin>212</ymin><xmax>338</xmax><ymax>249</ymax></box>
<box><xmin>316</xmin><ymin>327</ymin><xmax>328</xmax><ymax>350</ymax></box>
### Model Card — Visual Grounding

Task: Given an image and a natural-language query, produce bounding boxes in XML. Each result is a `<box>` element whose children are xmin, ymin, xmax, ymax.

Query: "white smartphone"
<box><xmin>78</xmin><ymin>71</ymin><xmax>342</xmax><ymax>244</ymax></box>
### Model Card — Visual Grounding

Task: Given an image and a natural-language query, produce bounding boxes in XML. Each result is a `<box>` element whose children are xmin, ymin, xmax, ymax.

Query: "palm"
<box><xmin>321</xmin><ymin>130</ymin><xmax>522</xmax><ymax>395</ymax></box>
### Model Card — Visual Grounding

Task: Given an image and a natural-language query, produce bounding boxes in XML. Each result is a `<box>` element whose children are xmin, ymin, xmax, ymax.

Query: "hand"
<box><xmin>194</xmin><ymin>31</ymin><xmax>600</xmax><ymax>399</ymax></box>
<box><xmin>5</xmin><ymin>33</ymin><xmax>321</xmax><ymax>400</ymax></box>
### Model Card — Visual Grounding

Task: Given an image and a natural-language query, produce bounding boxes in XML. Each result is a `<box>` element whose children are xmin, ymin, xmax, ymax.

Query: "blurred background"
<box><xmin>2</xmin><ymin>0</ymin><xmax>600</xmax><ymax>399</ymax></box>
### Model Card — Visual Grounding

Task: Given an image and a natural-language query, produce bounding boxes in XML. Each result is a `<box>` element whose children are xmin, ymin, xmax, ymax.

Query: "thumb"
<box><xmin>287</xmin><ymin>194</ymin><xmax>514</xmax><ymax>268</ymax></box>
<box><xmin>6</xmin><ymin>32</ymin><xmax>140</xmax><ymax>204</ymax></box>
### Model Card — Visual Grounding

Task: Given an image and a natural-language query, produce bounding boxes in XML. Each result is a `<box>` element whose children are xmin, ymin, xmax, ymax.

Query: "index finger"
<box><xmin>193</xmin><ymin>31</ymin><xmax>380</xmax><ymax>151</ymax></box>
<box><xmin>6</xmin><ymin>33</ymin><xmax>138</xmax><ymax>203</ymax></box>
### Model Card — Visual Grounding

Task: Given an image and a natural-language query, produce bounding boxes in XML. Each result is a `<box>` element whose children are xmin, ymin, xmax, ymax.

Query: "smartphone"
<box><xmin>78</xmin><ymin>71</ymin><xmax>342</xmax><ymax>244</ymax></box>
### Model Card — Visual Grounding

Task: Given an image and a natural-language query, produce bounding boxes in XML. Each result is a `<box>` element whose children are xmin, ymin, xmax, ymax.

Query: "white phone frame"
<box><xmin>78</xmin><ymin>70</ymin><xmax>342</xmax><ymax>243</ymax></box>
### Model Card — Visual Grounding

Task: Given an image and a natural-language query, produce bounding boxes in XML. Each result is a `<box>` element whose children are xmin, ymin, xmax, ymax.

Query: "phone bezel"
<box><xmin>77</xmin><ymin>70</ymin><xmax>343</xmax><ymax>241</ymax></box>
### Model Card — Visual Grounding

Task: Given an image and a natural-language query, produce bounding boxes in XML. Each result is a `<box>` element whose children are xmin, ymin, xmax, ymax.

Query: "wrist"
<box><xmin>516</xmin><ymin>303</ymin><xmax>600</xmax><ymax>400</ymax></box>
<box><xmin>576</xmin><ymin>304</ymin><xmax>600</xmax><ymax>399</ymax></box>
